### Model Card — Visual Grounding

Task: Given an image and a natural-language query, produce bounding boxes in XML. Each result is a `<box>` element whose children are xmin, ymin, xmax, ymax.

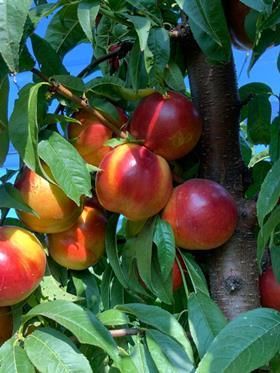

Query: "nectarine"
<box><xmin>48</xmin><ymin>205</ymin><xmax>106</xmax><ymax>270</ymax></box>
<box><xmin>15</xmin><ymin>167</ymin><xmax>82</xmax><ymax>234</ymax></box>
<box><xmin>129</xmin><ymin>91</ymin><xmax>202</xmax><ymax>160</ymax></box>
<box><xmin>162</xmin><ymin>179</ymin><xmax>238</xmax><ymax>250</ymax></box>
<box><xmin>96</xmin><ymin>143</ymin><xmax>173</xmax><ymax>221</ymax></box>
<box><xmin>68</xmin><ymin>108</ymin><xmax>127</xmax><ymax>167</ymax></box>
<box><xmin>0</xmin><ymin>226</ymin><xmax>46</xmax><ymax>306</ymax></box>
<box><xmin>260</xmin><ymin>267</ymin><xmax>280</xmax><ymax>311</ymax></box>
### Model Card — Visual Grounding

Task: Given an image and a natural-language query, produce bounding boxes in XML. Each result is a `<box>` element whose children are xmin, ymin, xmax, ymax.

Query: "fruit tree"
<box><xmin>0</xmin><ymin>0</ymin><xmax>279</xmax><ymax>372</ymax></box>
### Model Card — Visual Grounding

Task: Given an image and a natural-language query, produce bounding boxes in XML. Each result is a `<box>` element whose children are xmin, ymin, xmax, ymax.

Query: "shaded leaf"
<box><xmin>127</xmin><ymin>15</ymin><xmax>151</xmax><ymax>51</ymax></box>
<box><xmin>0</xmin><ymin>76</ymin><xmax>9</xmax><ymax>166</ymax></box>
<box><xmin>77</xmin><ymin>0</ymin><xmax>100</xmax><ymax>43</ymax></box>
<box><xmin>97</xmin><ymin>309</ymin><xmax>129</xmax><ymax>326</ymax></box>
<box><xmin>197</xmin><ymin>308</ymin><xmax>280</xmax><ymax>373</ymax></box>
<box><xmin>0</xmin><ymin>183</ymin><xmax>35</xmax><ymax>214</ymax></box>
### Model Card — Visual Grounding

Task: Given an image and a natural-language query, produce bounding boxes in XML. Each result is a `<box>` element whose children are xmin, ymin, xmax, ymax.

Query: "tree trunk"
<box><xmin>181</xmin><ymin>30</ymin><xmax>260</xmax><ymax>319</ymax></box>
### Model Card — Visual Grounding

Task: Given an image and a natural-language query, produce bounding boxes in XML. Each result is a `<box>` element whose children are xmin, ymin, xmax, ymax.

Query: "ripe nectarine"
<box><xmin>0</xmin><ymin>226</ymin><xmax>46</xmax><ymax>306</ymax></box>
<box><xmin>15</xmin><ymin>167</ymin><xmax>82</xmax><ymax>234</ymax></box>
<box><xmin>129</xmin><ymin>91</ymin><xmax>202</xmax><ymax>160</ymax></box>
<box><xmin>96</xmin><ymin>143</ymin><xmax>173</xmax><ymax>221</ymax></box>
<box><xmin>260</xmin><ymin>267</ymin><xmax>280</xmax><ymax>311</ymax></box>
<box><xmin>48</xmin><ymin>205</ymin><xmax>106</xmax><ymax>270</ymax></box>
<box><xmin>162</xmin><ymin>179</ymin><xmax>238</xmax><ymax>250</ymax></box>
<box><xmin>68</xmin><ymin>108</ymin><xmax>127</xmax><ymax>167</ymax></box>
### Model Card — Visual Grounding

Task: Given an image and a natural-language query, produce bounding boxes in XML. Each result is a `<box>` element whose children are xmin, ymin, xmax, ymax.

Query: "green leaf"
<box><xmin>105</xmin><ymin>214</ymin><xmax>130</xmax><ymax>289</ymax></box>
<box><xmin>164</xmin><ymin>62</ymin><xmax>186</xmax><ymax>92</ymax></box>
<box><xmin>129</xmin><ymin>339</ymin><xmax>158</xmax><ymax>373</ymax></box>
<box><xmin>77</xmin><ymin>0</ymin><xmax>100</xmax><ymax>43</ymax></box>
<box><xmin>257</xmin><ymin>205</ymin><xmax>280</xmax><ymax>265</ymax></box>
<box><xmin>175</xmin><ymin>0</ymin><xmax>231</xmax><ymax>63</ymax></box>
<box><xmin>72</xmin><ymin>270</ymin><xmax>101</xmax><ymax>313</ymax></box>
<box><xmin>271</xmin><ymin>246</ymin><xmax>280</xmax><ymax>283</ymax></box>
<box><xmin>0</xmin><ymin>76</ymin><xmax>9</xmax><ymax>166</ymax></box>
<box><xmin>128</xmin><ymin>40</ymin><xmax>148</xmax><ymax>91</ymax></box>
<box><xmin>257</xmin><ymin>158</ymin><xmax>280</xmax><ymax>226</ymax></box>
<box><xmin>144</xmin><ymin>27</ymin><xmax>170</xmax><ymax>85</ymax></box>
<box><xmin>0</xmin><ymin>339</ymin><xmax>35</xmax><ymax>373</ymax></box>
<box><xmin>45</xmin><ymin>4</ymin><xmax>86</xmax><ymax>57</ymax></box>
<box><xmin>247</xmin><ymin>95</ymin><xmax>271</xmax><ymax>145</ymax></box>
<box><xmin>24</xmin><ymin>300</ymin><xmax>120</xmax><ymax>365</ymax></box>
<box><xmin>270</xmin><ymin>116</ymin><xmax>280</xmax><ymax>163</ymax></box>
<box><xmin>0</xmin><ymin>0</ymin><xmax>32</xmax><ymax>72</ymax></box>
<box><xmin>135</xmin><ymin>218</ymin><xmax>156</xmax><ymax>290</ymax></box>
<box><xmin>239</xmin><ymin>82</ymin><xmax>272</xmax><ymax>101</ymax></box>
<box><xmin>39</xmin><ymin>262</ymin><xmax>79</xmax><ymax>302</ymax></box>
<box><xmin>180</xmin><ymin>251</ymin><xmax>209</xmax><ymax>296</ymax></box>
<box><xmin>278</xmin><ymin>52</ymin><xmax>280</xmax><ymax>73</ymax></box>
<box><xmin>188</xmin><ymin>292</ymin><xmax>227</xmax><ymax>359</ymax></box>
<box><xmin>51</xmin><ymin>75</ymin><xmax>85</xmax><ymax>92</ymax></box>
<box><xmin>127</xmin><ymin>15</ymin><xmax>151</xmax><ymax>51</ymax></box>
<box><xmin>248</xmin><ymin>149</ymin><xmax>270</xmax><ymax>167</ymax></box>
<box><xmin>240</xmin><ymin>0</ymin><xmax>272</xmax><ymax>12</ymax></box>
<box><xmin>31</xmin><ymin>33</ymin><xmax>68</xmax><ymax>77</ymax></box>
<box><xmin>0</xmin><ymin>183</ymin><xmax>35</xmax><ymax>214</ymax></box>
<box><xmin>25</xmin><ymin>327</ymin><xmax>92</xmax><ymax>373</ymax></box>
<box><xmin>245</xmin><ymin>160</ymin><xmax>271</xmax><ymax>199</ymax></box>
<box><xmin>9</xmin><ymin>82</ymin><xmax>49</xmax><ymax>172</ymax></box>
<box><xmin>197</xmin><ymin>308</ymin><xmax>280</xmax><ymax>373</ymax></box>
<box><xmin>146</xmin><ymin>329</ymin><xmax>194</xmax><ymax>373</ymax></box>
<box><xmin>38</xmin><ymin>131</ymin><xmax>91</xmax><ymax>205</ymax></box>
<box><xmin>153</xmin><ymin>217</ymin><xmax>175</xmax><ymax>282</ymax></box>
<box><xmin>116</xmin><ymin>303</ymin><xmax>194</xmax><ymax>364</ymax></box>
<box><xmin>97</xmin><ymin>309</ymin><xmax>129</xmax><ymax>326</ymax></box>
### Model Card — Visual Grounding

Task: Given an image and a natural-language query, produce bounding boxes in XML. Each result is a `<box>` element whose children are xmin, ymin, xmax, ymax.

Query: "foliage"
<box><xmin>0</xmin><ymin>0</ymin><xmax>279</xmax><ymax>372</ymax></box>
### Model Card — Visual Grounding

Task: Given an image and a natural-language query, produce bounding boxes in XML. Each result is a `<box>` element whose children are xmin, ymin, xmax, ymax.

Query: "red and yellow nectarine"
<box><xmin>48</xmin><ymin>205</ymin><xmax>106</xmax><ymax>270</ymax></box>
<box><xmin>96</xmin><ymin>143</ymin><xmax>173</xmax><ymax>221</ymax></box>
<box><xmin>68</xmin><ymin>108</ymin><xmax>127</xmax><ymax>167</ymax></box>
<box><xmin>15</xmin><ymin>167</ymin><xmax>82</xmax><ymax>234</ymax></box>
<box><xmin>162</xmin><ymin>179</ymin><xmax>238</xmax><ymax>250</ymax></box>
<box><xmin>0</xmin><ymin>226</ymin><xmax>46</xmax><ymax>306</ymax></box>
<box><xmin>129</xmin><ymin>91</ymin><xmax>202</xmax><ymax>161</ymax></box>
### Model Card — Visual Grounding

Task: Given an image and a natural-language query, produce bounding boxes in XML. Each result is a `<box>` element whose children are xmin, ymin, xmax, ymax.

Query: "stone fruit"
<box><xmin>48</xmin><ymin>205</ymin><xmax>106</xmax><ymax>270</ymax></box>
<box><xmin>15</xmin><ymin>166</ymin><xmax>82</xmax><ymax>234</ymax></box>
<box><xmin>0</xmin><ymin>307</ymin><xmax>13</xmax><ymax>345</ymax></box>
<box><xmin>259</xmin><ymin>266</ymin><xmax>280</xmax><ymax>311</ymax></box>
<box><xmin>0</xmin><ymin>226</ymin><xmax>46</xmax><ymax>306</ymax></box>
<box><xmin>129</xmin><ymin>91</ymin><xmax>202</xmax><ymax>161</ymax></box>
<box><xmin>162</xmin><ymin>179</ymin><xmax>238</xmax><ymax>250</ymax></box>
<box><xmin>68</xmin><ymin>108</ymin><xmax>127</xmax><ymax>167</ymax></box>
<box><xmin>96</xmin><ymin>143</ymin><xmax>173</xmax><ymax>221</ymax></box>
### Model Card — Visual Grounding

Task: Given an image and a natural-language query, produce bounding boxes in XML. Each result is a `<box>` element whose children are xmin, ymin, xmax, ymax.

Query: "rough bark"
<box><xmin>181</xmin><ymin>31</ymin><xmax>260</xmax><ymax>319</ymax></box>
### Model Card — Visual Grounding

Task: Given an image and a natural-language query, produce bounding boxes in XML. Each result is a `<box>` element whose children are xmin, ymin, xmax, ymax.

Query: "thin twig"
<box><xmin>31</xmin><ymin>68</ymin><xmax>126</xmax><ymax>137</ymax></box>
<box><xmin>109</xmin><ymin>328</ymin><xmax>143</xmax><ymax>338</ymax></box>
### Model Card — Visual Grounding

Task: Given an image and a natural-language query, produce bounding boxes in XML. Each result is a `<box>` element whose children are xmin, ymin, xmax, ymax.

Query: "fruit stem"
<box><xmin>109</xmin><ymin>328</ymin><xmax>143</xmax><ymax>338</ymax></box>
<box><xmin>31</xmin><ymin>68</ymin><xmax>127</xmax><ymax>139</ymax></box>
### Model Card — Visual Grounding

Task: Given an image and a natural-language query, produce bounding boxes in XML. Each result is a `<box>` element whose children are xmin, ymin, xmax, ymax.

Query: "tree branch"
<box><xmin>181</xmin><ymin>28</ymin><xmax>260</xmax><ymax>319</ymax></box>
<box><xmin>31</xmin><ymin>68</ymin><xmax>126</xmax><ymax>138</ymax></box>
<box><xmin>109</xmin><ymin>328</ymin><xmax>143</xmax><ymax>338</ymax></box>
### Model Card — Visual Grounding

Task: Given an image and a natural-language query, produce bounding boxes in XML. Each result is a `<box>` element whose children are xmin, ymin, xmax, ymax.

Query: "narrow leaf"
<box><xmin>77</xmin><ymin>0</ymin><xmax>100</xmax><ymax>43</ymax></box>
<box><xmin>0</xmin><ymin>0</ymin><xmax>32</xmax><ymax>72</ymax></box>
<box><xmin>24</xmin><ymin>300</ymin><xmax>120</xmax><ymax>365</ymax></box>
<box><xmin>257</xmin><ymin>158</ymin><xmax>280</xmax><ymax>225</ymax></box>
<box><xmin>0</xmin><ymin>183</ymin><xmax>35</xmax><ymax>214</ymax></box>
<box><xmin>0</xmin><ymin>76</ymin><xmax>9</xmax><ymax>165</ymax></box>
<box><xmin>0</xmin><ymin>339</ymin><xmax>35</xmax><ymax>373</ymax></box>
<box><xmin>25</xmin><ymin>327</ymin><xmax>92</xmax><ymax>373</ymax></box>
<box><xmin>197</xmin><ymin>308</ymin><xmax>280</xmax><ymax>373</ymax></box>
<box><xmin>188</xmin><ymin>292</ymin><xmax>227</xmax><ymax>359</ymax></box>
<box><xmin>127</xmin><ymin>15</ymin><xmax>151</xmax><ymax>51</ymax></box>
<box><xmin>38</xmin><ymin>131</ymin><xmax>91</xmax><ymax>205</ymax></box>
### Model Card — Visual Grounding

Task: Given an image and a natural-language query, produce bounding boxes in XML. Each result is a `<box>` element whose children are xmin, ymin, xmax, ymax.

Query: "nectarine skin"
<box><xmin>48</xmin><ymin>206</ymin><xmax>106</xmax><ymax>270</ymax></box>
<box><xmin>223</xmin><ymin>0</ymin><xmax>253</xmax><ymax>50</ymax></box>
<box><xmin>260</xmin><ymin>267</ymin><xmax>280</xmax><ymax>311</ymax></box>
<box><xmin>0</xmin><ymin>307</ymin><xmax>13</xmax><ymax>345</ymax></box>
<box><xmin>96</xmin><ymin>144</ymin><xmax>173</xmax><ymax>221</ymax></box>
<box><xmin>0</xmin><ymin>226</ymin><xmax>46</xmax><ymax>306</ymax></box>
<box><xmin>68</xmin><ymin>109</ymin><xmax>127</xmax><ymax>167</ymax></box>
<box><xmin>15</xmin><ymin>167</ymin><xmax>82</xmax><ymax>234</ymax></box>
<box><xmin>162</xmin><ymin>179</ymin><xmax>238</xmax><ymax>250</ymax></box>
<box><xmin>129</xmin><ymin>91</ymin><xmax>202</xmax><ymax>161</ymax></box>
